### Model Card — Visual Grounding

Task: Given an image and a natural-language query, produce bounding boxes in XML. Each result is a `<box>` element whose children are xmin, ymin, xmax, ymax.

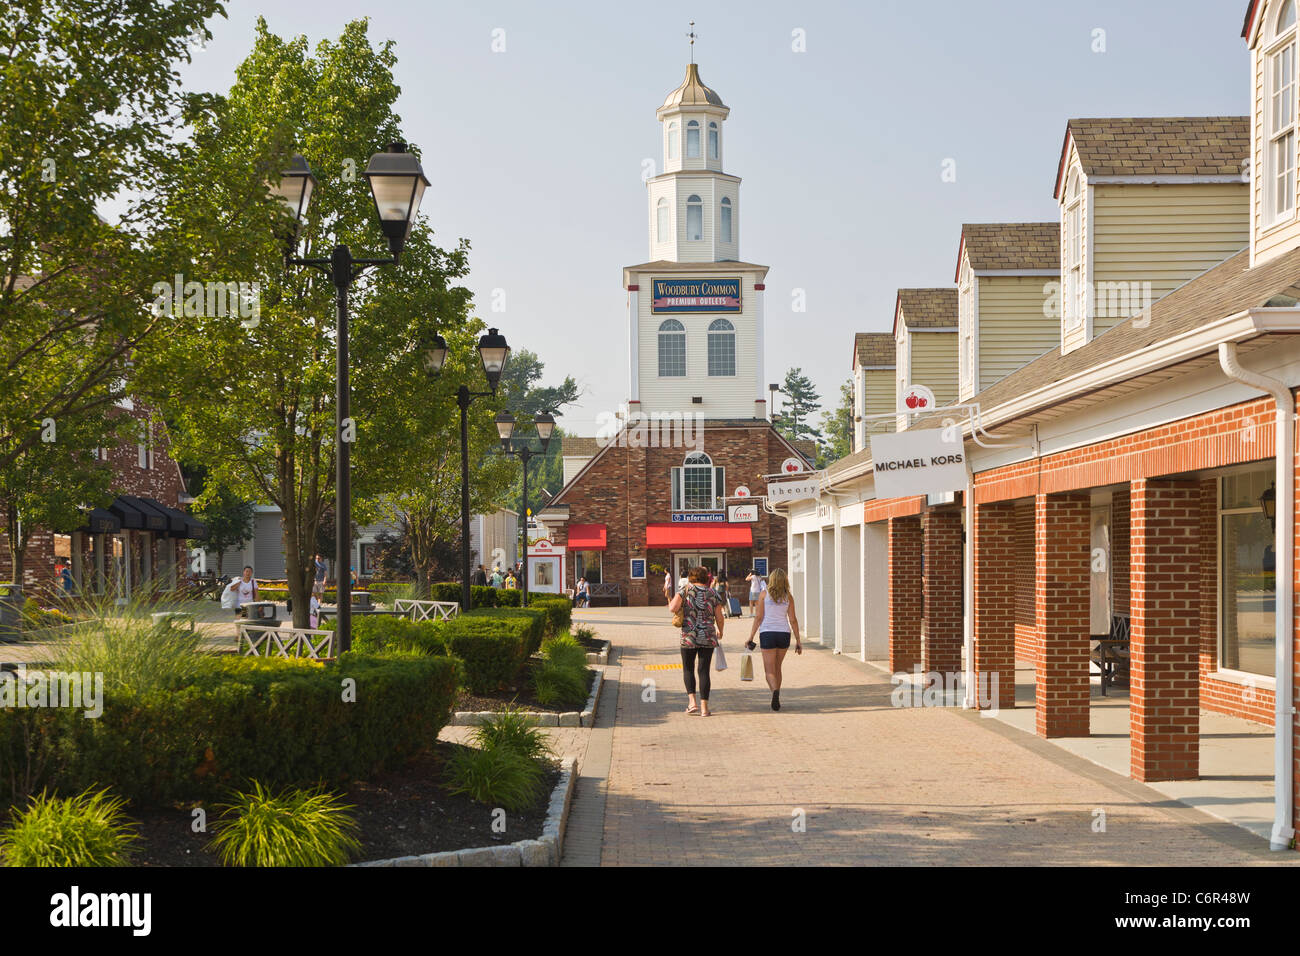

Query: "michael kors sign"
<box><xmin>869</xmin><ymin>429</ymin><xmax>969</xmax><ymax>499</ymax></box>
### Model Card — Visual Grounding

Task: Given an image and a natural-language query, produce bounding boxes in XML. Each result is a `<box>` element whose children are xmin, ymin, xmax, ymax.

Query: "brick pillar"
<box><xmin>922</xmin><ymin>509</ymin><xmax>963</xmax><ymax>677</ymax></box>
<box><xmin>888</xmin><ymin>515</ymin><xmax>922</xmax><ymax>672</ymax></box>
<box><xmin>1129</xmin><ymin>478</ymin><xmax>1200</xmax><ymax>782</ymax></box>
<box><xmin>973</xmin><ymin>501</ymin><xmax>1017</xmax><ymax>710</ymax></box>
<box><xmin>1035</xmin><ymin>492</ymin><xmax>1090</xmax><ymax>738</ymax></box>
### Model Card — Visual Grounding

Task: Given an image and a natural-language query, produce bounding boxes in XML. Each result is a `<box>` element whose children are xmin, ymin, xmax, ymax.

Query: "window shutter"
<box><xmin>714</xmin><ymin>467</ymin><xmax>724</xmax><ymax>508</ymax></box>
<box><xmin>671</xmin><ymin>468</ymin><xmax>681</xmax><ymax>510</ymax></box>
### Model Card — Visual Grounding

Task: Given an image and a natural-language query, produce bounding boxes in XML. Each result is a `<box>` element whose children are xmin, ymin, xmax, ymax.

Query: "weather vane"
<box><xmin>687</xmin><ymin>20</ymin><xmax>697</xmax><ymax>63</ymax></box>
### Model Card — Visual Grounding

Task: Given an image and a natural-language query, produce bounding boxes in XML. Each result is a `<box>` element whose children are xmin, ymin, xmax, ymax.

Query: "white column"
<box><xmin>858</xmin><ymin>518</ymin><xmax>869</xmax><ymax>661</ymax></box>
<box><xmin>628</xmin><ymin>288</ymin><xmax>640</xmax><ymax>403</ymax></box>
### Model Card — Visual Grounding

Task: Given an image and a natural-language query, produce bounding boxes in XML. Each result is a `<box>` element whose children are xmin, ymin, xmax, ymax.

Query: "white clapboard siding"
<box><xmin>977</xmin><ymin>275</ymin><xmax>1060</xmax><ymax>390</ymax></box>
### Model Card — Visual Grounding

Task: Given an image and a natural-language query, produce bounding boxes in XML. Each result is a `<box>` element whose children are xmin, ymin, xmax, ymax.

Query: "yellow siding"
<box><xmin>909</xmin><ymin>332</ymin><xmax>959</xmax><ymax>409</ymax></box>
<box><xmin>863</xmin><ymin>369</ymin><xmax>895</xmax><ymax>434</ymax></box>
<box><xmin>976</xmin><ymin>276</ymin><xmax>1059</xmax><ymax>389</ymax></box>
<box><xmin>1092</xmin><ymin>183</ymin><xmax>1248</xmax><ymax>334</ymax></box>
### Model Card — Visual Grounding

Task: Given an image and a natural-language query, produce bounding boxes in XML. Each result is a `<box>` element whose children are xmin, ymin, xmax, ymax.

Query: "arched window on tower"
<box><xmin>708</xmin><ymin>121</ymin><xmax>719</xmax><ymax>160</ymax></box>
<box><xmin>667</xmin><ymin>121</ymin><xmax>679</xmax><ymax>161</ymax></box>
<box><xmin>707</xmin><ymin>319</ymin><xmax>735</xmax><ymax>376</ymax></box>
<box><xmin>686</xmin><ymin>194</ymin><xmax>703</xmax><ymax>241</ymax></box>
<box><xmin>686</xmin><ymin>120</ymin><xmax>701</xmax><ymax>158</ymax></box>
<box><xmin>720</xmin><ymin>197</ymin><xmax>732</xmax><ymax>243</ymax></box>
<box><xmin>658</xmin><ymin>319</ymin><xmax>686</xmax><ymax>377</ymax></box>
<box><xmin>656</xmin><ymin>198</ymin><xmax>669</xmax><ymax>242</ymax></box>
<box><xmin>671</xmin><ymin>451</ymin><xmax>724</xmax><ymax>511</ymax></box>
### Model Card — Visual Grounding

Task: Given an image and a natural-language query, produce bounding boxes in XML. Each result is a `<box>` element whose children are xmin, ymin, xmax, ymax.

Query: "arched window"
<box><xmin>656</xmin><ymin>198</ymin><xmax>669</xmax><ymax>242</ymax></box>
<box><xmin>686</xmin><ymin>194</ymin><xmax>703</xmax><ymax>241</ymax></box>
<box><xmin>719</xmin><ymin>196</ymin><xmax>732</xmax><ymax>243</ymax></box>
<box><xmin>707</xmin><ymin>319</ymin><xmax>735</xmax><ymax>376</ymax></box>
<box><xmin>1064</xmin><ymin>170</ymin><xmax>1084</xmax><ymax>328</ymax></box>
<box><xmin>708</xmin><ymin>121</ymin><xmax>719</xmax><ymax>160</ymax></box>
<box><xmin>1268</xmin><ymin>0</ymin><xmax>1298</xmax><ymax>222</ymax></box>
<box><xmin>658</xmin><ymin>319</ymin><xmax>686</xmax><ymax>377</ymax></box>
<box><xmin>671</xmin><ymin>451</ymin><xmax>724</xmax><ymax>511</ymax></box>
<box><xmin>686</xmin><ymin>120</ymin><xmax>701</xmax><ymax>158</ymax></box>
<box><xmin>667</xmin><ymin>121</ymin><xmax>678</xmax><ymax>160</ymax></box>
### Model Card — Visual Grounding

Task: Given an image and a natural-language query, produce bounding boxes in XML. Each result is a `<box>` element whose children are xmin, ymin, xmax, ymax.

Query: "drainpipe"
<box><xmin>1218</xmin><ymin>342</ymin><xmax>1296</xmax><ymax>851</ymax></box>
<box><xmin>963</xmin><ymin>472</ymin><xmax>977</xmax><ymax>709</ymax></box>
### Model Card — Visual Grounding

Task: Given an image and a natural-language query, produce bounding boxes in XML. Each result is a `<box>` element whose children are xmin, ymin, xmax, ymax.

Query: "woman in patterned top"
<box><xmin>667</xmin><ymin>566</ymin><xmax>726</xmax><ymax>716</ymax></box>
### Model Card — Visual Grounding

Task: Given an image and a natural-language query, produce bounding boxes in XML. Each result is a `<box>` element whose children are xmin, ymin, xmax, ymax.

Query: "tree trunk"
<box><xmin>5</xmin><ymin>505</ymin><xmax>25</xmax><ymax>589</ymax></box>
<box><xmin>281</xmin><ymin>503</ymin><xmax>312</xmax><ymax>630</ymax></box>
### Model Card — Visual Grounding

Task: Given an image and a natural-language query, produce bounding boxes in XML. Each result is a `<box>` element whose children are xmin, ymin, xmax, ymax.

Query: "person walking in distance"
<box><xmin>667</xmin><ymin>566</ymin><xmax>725</xmax><ymax>717</ymax></box>
<box><xmin>747</xmin><ymin>568</ymin><xmax>801</xmax><ymax>711</ymax></box>
<box><xmin>745</xmin><ymin>568</ymin><xmax>766</xmax><ymax>617</ymax></box>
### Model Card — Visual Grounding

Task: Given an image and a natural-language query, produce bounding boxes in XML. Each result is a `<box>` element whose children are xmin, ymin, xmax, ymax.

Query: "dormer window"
<box><xmin>1267</xmin><ymin>0</ymin><xmax>1298</xmax><ymax>225</ymax></box>
<box><xmin>656</xmin><ymin>198</ymin><xmax>669</xmax><ymax>242</ymax></box>
<box><xmin>667</xmin><ymin>122</ymin><xmax>679</xmax><ymax>160</ymax></box>
<box><xmin>686</xmin><ymin>194</ymin><xmax>703</xmax><ymax>240</ymax></box>
<box><xmin>686</xmin><ymin>120</ymin><xmax>701</xmax><ymax>159</ymax></box>
<box><xmin>1064</xmin><ymin>170</ymin><xmax>1084</xmax><ymax>328</ymax></box>
<box><xmin>720</xmin><ymin>197</ymin><xmax>732</xmax><ymax>242</ymax></box>
<box><xmin>708</xmin><ymin>122</ymin><xmax>719</xmax><ymax>160</ymax></box>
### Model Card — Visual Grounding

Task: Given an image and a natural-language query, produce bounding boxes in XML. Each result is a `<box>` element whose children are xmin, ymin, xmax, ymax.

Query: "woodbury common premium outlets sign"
<box><xmin>652</xmin><ymin>277</ymin><xmax>741</xmax><ymax>313</ymax></box>
<box><xmin>869</xmin><ymin>429</ymin><xmax>969</xmax><ymax>499</ymax></box>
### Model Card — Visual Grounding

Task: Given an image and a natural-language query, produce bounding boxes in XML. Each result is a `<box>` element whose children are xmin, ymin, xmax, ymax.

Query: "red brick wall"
<box><xmin>1014</xmin><ymin>499</ymin><xmax>1036</xmax><ymax>664</ymax></box>
<box><xmin>548</xmin><ymin>422</ymin><xmax>791</xmax><ymax>607</ymax></box>
<box><xmin>1035</xmin><ymin>492</ymin><xmax>1091</xmax><ymax>738</ymax></box>
<box><xmin>1129</xmin><ymin>479</ymin><xmax>1200</xmax><ymax>782</ymax></box>
<box><xmin>1111</xmin><ymin>488</ymin><xmax>1130</xmax><ymax>617</ymax></box>
<box><xmin>922</xmin><ymin>509</ymin><xmax>962</xmax><ymax>675</ymax></box>
<box><xmin>888</xmin><ymin>515</ymin><xmax>923</xmax><ymax>672</ymax></box>
<box><xmin>974</xmin><ymin>502</ymin><xmax>1017</xmax><ymax>710</ymax></box>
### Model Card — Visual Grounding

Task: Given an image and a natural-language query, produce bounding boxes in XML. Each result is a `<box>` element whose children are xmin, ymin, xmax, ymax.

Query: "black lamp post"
<box><xmin>494</xmin><ymin>411</ymin><xmax>555</xmax><ymax>607</ymax></box>
<box><xmin>271</xmin><ymin>143</ymin><xmax>429</xmax><ymax>653</ymax></box>
<box><xmin>421</xmin><ymin>327</ymin><xmax>511</xmax><ymax>611</ymax></box>
<box><xmin>1260</xmin><ymin>481</ymin><xmax>1277</xmax><ymax>530</ymax></box>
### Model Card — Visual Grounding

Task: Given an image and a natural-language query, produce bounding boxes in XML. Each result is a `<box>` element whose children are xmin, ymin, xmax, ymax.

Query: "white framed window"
<box><xmin>719</xmin><ymin>196</ymin><xmax>732</xmax><ymax>243</ymax></box>
<box><xmin>671</xmin><ymin>452</ymin><xmax>724</xmax><ymax>511</ymax></box>
<box><xmin>1064</xmin><ymin>170</ymin><xmax>1084</xmax><ymax>329</ymax></box>
<box><xmin>656</xmin><ymin>197</ymin><xmax>669</xmax><ymax>242</ymax></box>
<box><xmin>1268</xmin><ymin>1</ymin><xmax>1298</xmax><ymax>225</ymax></box>
<box><xmin>707</xmin><ymin>319</ymin><xmax>735</xmax><ymax>376</ymax></box>
<box><xmin>686</xmin><ymin>120</ymin><xmax>701</xmax><ymax>158</ymax></box>
<box><xmin>667</xmin><ymin>122</ymin><xmax>679</xmax><ymax>160</ymax></box>
<box><xmin>686</xmin><ymin>194</ymin><xmax>703</xmax><ymax>240</ymax></box>
<box><xmin>1219</xmin><ymin>468</ymin><xmax>1276</xmax><ymax>677</ymax></box>
<box><xmin>708</xmin><ymin>121</ymin><xmax>719</xmax><ymax>159</ymax></box>
<box><xmin>658</xmin><ymin>319</ymin><xmax>686</xmax><ymax>377</ymax></box>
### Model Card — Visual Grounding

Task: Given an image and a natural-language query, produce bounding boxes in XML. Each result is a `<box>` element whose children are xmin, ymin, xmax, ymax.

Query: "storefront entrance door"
<box><xmin>674</xmin><ymin>552</ymin><xmax>724</xmax><ymax>582</ymax></box>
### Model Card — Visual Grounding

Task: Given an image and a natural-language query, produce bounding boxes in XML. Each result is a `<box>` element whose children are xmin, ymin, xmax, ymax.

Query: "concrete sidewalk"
<box><xmin>566</xmin><ymin>607</ymin><xmax>1296</xmax><ymax>866</ymax></box>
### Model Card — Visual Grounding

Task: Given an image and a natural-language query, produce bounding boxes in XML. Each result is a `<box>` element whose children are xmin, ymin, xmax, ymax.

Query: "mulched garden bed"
<box><xmin>454</xmin><ymin>659</ymin><xmax>596</xmax><ymax>714</ymax></box>
<box><xmin>572</xmin><ymin>633</ymin><xmax>607</xmax><ymax>652</ymax></box>
<box><xmin>120</xmin><ymin>742</ymin><xmax>560</xmax><ymax>866</ymax></box>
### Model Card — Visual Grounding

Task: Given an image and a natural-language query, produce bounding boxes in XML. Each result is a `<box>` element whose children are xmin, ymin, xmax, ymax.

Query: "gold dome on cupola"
<box><xmin>657</xmin><ymin>63</ymin><xmax>729</xmax><ymax>118</ymax></box>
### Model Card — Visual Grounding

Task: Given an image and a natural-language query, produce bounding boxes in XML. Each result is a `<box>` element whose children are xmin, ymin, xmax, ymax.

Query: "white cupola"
<box><xmin>648</xmin><ymin>64</ymin><xmax>741</xmax><ymax>263</ymax></box>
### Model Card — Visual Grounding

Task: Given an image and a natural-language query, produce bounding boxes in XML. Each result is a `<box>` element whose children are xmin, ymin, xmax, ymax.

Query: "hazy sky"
<box><xmin>178</xmin><ymin>0</ymin><xmax>1251</xmax><ymax>435</ymax></box>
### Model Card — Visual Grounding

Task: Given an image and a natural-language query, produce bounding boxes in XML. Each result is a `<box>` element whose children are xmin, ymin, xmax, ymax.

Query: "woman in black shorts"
<box><xmin>667</xmin><ymin>566</ymin><xmax>725</xmax><ymax>716</ymax></box>
<box><xmin>747</xmin><ymin>568</ymin><xmax>801</xmax><ymax>710</ymax></box>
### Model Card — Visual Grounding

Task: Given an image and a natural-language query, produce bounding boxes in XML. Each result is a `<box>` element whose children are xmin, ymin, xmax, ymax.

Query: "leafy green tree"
<box><xmin>495</xmin><ymin>349</ymin><xmax>580</xmax><ymax>515</ymax></box>
<box><xmin>817</xmin><ymin>378</ymin><xmax>854</xmax><ymax>466</ymax></box>
<box><xmin>137</xmin><ymin>19</ymin><xmax>493</xmax><ymax>624</ymax></box>
<box><xmin>776</xmin><ymin>368</ymin><xmax>822</xmax><ymax>444</ymax></box>
<box><xmin>183</xmin><ymin>467</ymin><xmax>255</xmax><ymax>577</ymax></box>
<box><xmin>0</xmin><ymin>1</ymin><xmax>225</xmax><ymax>476</ymax></box>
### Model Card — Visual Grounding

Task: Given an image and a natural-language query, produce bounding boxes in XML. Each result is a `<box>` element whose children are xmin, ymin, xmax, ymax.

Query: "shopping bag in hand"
<box><xmin>739</xmin><ymin>652</ymin><xmax>754</xmax><ymax>681</ymax></box>
<box><xmin>714</xmin><ymin>644</ymin><xmax>728</xmax><ymax>671</ymax></box>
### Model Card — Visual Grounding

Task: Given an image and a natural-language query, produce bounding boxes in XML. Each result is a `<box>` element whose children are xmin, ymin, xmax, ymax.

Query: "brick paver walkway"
<box><xmin>570</xmin><ymin>607</ymin><xmax>1297</xmax><ymax>866</ymax></box>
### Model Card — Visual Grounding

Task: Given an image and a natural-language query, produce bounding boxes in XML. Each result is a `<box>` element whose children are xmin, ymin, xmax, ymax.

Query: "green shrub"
<box><xmin>442</xmin><ymin>615</ymin><xmax>536</xmax><ymax>694</ymax></box>
<box><xmin>528</xmin><ymin>596</ymin><xmax>572</xmax><ymax>636</ymax></box>
<box><xmin>532</xmin><ymin>660</ymin><xmax>589</xmax><ymax>709</ymax></box>
<box><xmin>496</xmin><ymin>588</ymin><xmax>522</xmax><ymax>607</ymax></box>
<box><xmin>366</xmin><ymin>582</ymin><xmax>417</xmax><ymax>606</ymax></box>
<box><xmin>429</xmin><ymin>583</ymin><xmax>502</xmax><ymax>609</ymax></box>
<box><xmin>467</xmin><ymin>606</ymin><xmax>547</xmax><ymax>652</ymax></box>
<box><xmin>0</xmin><ymin>788</ymin><xmax>137</xmax><ymax>867</ymax></box>
<box><xmin>472</xmin><ymin>708</ymin><xmax>554</xmax><ymax>762</ymax></box>
<box><xmin>347</xmin><ymin>615</ymin><xmax>446</xmax><ymax>656</ymax></box>
<box><xmin>0</xmin><ymin>653</ymin><xmax>460</xmax><ymax>807</ymax></box>
<box><xmin>428</xmin><ymin>582</ymin><xmax>462</xmax><ymax>604</ymax></box>
<box><xmin>573</xmin><ymin>625</ymin><xmax>598</xmax><ymax>642</ymax></box>
<box><xmin>541</xmin><ymin>634</ymin><xmax>588</xmax><ymax>672</ymax></box>
<box><xmin>209</xmin><ymin>782</ymin><xmax>360</xmax><ymax>867</ymax></box>
<box><xmin>50</xmin><ymin>614</ymin><xmax>209</xmax><ymax>697</ymax></box>
<box><xmin>444</xmin><ymin>745</ymin><xmax>544</xmax><ymax>812</ymax></box>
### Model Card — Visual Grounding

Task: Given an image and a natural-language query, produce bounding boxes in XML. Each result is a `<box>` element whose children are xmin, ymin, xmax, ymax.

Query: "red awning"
<box><xmin>645</xmin><ymin>523</ymin><xmax>752</xmax><ymax>549</ymax></box>
<box><xmin>568</xmin><ymin>523</ymin><xmax>607</xmax><ymax>550</ymax></box>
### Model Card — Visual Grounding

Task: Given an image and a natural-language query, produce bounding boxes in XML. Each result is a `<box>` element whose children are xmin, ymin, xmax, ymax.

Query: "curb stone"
<box><xmin>353</xmin><ymin>757</ymin><xmax>577</xmax><ymax>867</ymax></box>
<box><xmin>584</xmin><ymin>640</ymin><xmax>611</xmax><ymax>665</ymax></box>
<box><xmin>450</xmin><ymin>666</ymin><xmax>604</xmax><ymax>727</ymax></box>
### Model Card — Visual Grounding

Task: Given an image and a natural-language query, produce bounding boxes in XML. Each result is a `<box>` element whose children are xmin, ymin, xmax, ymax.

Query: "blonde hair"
<box><xmin>766</xmin><ymin>568</ymin><xmax>790</xmax><ymax>603</ymax></box>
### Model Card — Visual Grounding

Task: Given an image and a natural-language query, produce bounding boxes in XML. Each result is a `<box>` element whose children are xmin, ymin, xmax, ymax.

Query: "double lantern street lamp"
<box><xmin>270</xmin><ymin>143</ymin><xmax>430</xmax><ymax>654</ymax></box>
<box><xmin>494</xmin><ymin>410</ymin><xmax>556</xmax><ymax>608</ymax></box>
<box><xmin>420</xmin><ymin>328</ymin><xmax>512</xmax><ymax>612</ymax></box>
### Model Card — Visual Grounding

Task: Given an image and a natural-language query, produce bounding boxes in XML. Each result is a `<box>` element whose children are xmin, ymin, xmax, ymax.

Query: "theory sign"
<box><xmin>869</xmin><ymin>428</ymin><xmax>968</xmax><ymax>499</ymax></box>
<box><xmin>767</xmin><ymin>479</ymin><xmax>819</xmax><ymax>503</ymax></box>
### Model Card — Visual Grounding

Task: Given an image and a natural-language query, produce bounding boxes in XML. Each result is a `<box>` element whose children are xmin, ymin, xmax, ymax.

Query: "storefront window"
<box><xmin>575</xmin><ymin>550</ymin><xmax>602</xmax><ymax>584</ymax></box>
<box><xmin>1220</xmin><ymin>469</ymin><xmax>1276</xmax><ymax>676</ymax></box>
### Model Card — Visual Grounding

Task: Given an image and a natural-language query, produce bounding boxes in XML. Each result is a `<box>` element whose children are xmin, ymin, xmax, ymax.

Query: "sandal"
<box><xmin>685</xmin><ymin>704</ymin><xmax>700</xmax><ymax>715</ymax></box>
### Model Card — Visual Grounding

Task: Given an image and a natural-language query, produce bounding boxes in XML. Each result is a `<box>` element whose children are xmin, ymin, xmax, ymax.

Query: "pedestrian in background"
<box><xmin>668</xmin><ymin>566</ymin><xmax>725</xmax><ymax>717</ymax></box>
<box><xmin>745</xmin><ymin>569</ymin><xmax>766</xmax><ymax>617</ymax></box>
<box><xmin>747</xmin><ymin>568</ymin><xmax>801</xmax><ymax>711</ymax></box>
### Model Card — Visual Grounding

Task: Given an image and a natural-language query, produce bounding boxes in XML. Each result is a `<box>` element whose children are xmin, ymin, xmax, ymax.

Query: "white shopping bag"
<box><xmin>220</xmin><ymin>585</ymin><xmax>236</xmax><ymax>611</ymax></box>
<box><xmin>739</xmin><ymin>651</ymin><xmax>754</xmax><ymax>681</ymax></box>
<box><xmin>714</xmin><ymin>644</ymin><xmax>728</xmax><ymax>671</ymax></box>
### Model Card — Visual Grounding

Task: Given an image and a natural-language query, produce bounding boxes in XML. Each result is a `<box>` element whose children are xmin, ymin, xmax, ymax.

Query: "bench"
<box><xmin>150</xmin><ymin>611</ymin><xmax>196</xmax><ymax>634</ymax></box>
<box><xmin>237</xmin><ymin>623</ymin><xmax>334</xmax><ymax>660</ymax></box>
<box><xmin>1091</xmin><ymin>614</ymin><xmax>1131</xmax><ymax>696</ymax></box>
<box><xmin>587</xmin><ymin>582</ymin><xmax>622</xmax><ymax>607</ymax></box>
<box><xmin>393</xmin><ymin>599</ymin><xmax>460</xmax><ymax>622</ymax></box>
